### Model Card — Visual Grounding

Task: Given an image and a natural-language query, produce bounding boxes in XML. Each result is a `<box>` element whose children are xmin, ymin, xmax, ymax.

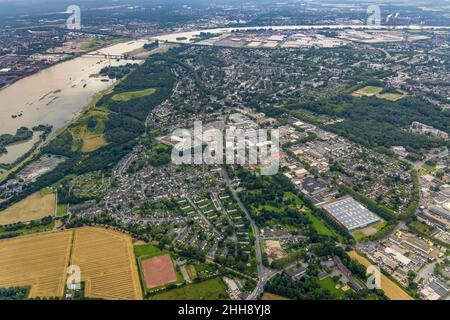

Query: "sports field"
<box><xmin>71</xmin><ymin>227</ymin><xmax>143</xmax><ymax>300</ymax></box>
<box><xmin>134</xmin><ymin>244</ymin><xmax>165</xmax><ymax>259</ymax></box>
<box><xmin>141</xmin><ymin>254</ymin><xmax>177</xmax><ymax>288</ymax></box>
<box><xmin>0</xmin><ymin>190</ymin><xmax>55</xmax><ymax>226</ymax></box>
<box><xmin>0</xmin><ymin>230</ymin><xmax>72</xmax><ymax>298</ymax></box>
<box><xmin>149</xmin><ymin>277</ymin><xmax>229</xmax><ymax>300</ymax></box>
<box><xmin>348</xmin><ymin>250</ymin><xmax>413</xmax><ymax>300</ymax></box>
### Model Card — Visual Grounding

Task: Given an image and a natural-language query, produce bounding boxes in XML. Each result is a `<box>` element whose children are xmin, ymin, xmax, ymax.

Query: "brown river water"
<box><xmin>0</xmin><ymin>40</ymin><xmax>148</xmax><ymax>165</ymax></box>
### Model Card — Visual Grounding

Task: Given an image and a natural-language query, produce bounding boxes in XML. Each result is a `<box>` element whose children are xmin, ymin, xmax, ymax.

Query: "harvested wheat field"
<box><xmin>0</xmin><ymin>230</ymin><xmax>73</xmax><ymax>298</ymax></box>
<box><xmin>348</xmin><ymin>250</ymin><xmax>413</xmax><ymax>300</ymax></box>
<box><xmin>71</xmin><ymin>227</ymin><xmax>142</xmax><ymax>300</ymax></box>
<box><xmin>142</xmin><ymin>254</ymin><xmax>177</xmax><ymax>288</ymax></box>
<box><xmin>0</xmin><ymin>190</ymin><xmax>55</xmax><ymax>226</ymax></box>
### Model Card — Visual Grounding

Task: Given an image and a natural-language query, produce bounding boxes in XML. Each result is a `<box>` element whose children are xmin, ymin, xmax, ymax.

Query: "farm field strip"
<box><xmin>0</xmin><ymin>230</ymin><xmax>73</xmax><ymax>298</ymax></box>
<box><xmin>71</xmin><ymin>227</ymin><xmax>143</xmax><ymax>300</ymax></box>
<box><xmin>0</xmin><ymin>227</ymin><xmax>142</xmax><ymax>300</ymax></box>
<box><xmin>0</xmin><ymin>191</ymin><xmax>56</xmax><ymax>226</ymax></box>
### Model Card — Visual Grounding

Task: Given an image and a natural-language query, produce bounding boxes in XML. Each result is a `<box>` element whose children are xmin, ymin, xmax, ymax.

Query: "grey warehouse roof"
<box><xmin>323</xmin><ymin>197</ymin><xmax>380</xmax><ymax>231</ymax></box>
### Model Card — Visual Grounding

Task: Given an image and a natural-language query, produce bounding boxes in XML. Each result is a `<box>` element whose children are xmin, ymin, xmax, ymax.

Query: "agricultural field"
<box><xmin>352</xmin><ymin>86</ymin><xmax>405</xmax><ymax>101</ymax></box>
<box><xmin>0</xmin><ymin>228</ymin><xmax>142</xmax><ymax>300</ymax></box>
<box><xmin>348</xmin><ymin>251</ymin><xmax>413</xmax><ymax>300</ymax></box>
<box><xmin>141</xmin><ymin>254</ymin><xmax>177</xmax><ymax>289</ymax></box>
<box><xmin>149</xmin><ymin>277</ymin><xmax>229</xmax><ymax>300</ymax></box>
<box><xmin>0</xmin><ymin>189</ymin><xmax>55</xmax><ymax>226</ymax></box>
<box><xmin>111</xmin><ymin>88</ymin><xmax>156</xmax><ymax>102</ymax></box>
<box><xmin>71</xmin><ymin>227</ymin><xmax>143</xmax><ymax>300</ymax></box>
<box><xmin>0</xmin><ymin>230</ymin><xmax>73</xmax><ymax>298</ymax></box>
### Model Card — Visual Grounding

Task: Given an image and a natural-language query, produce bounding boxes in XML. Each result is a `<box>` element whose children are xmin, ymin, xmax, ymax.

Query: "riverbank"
<box><xmin>0</xmin><ymin>37</ymin><xmax>132</xmax><ymax>93</ymax></box>
<box><xmin>0</xmin><ymin>42</ymin><xmax>163</xmax><ymax>184</ymax></box>
<box><xmin>0</xmin><ymin>39</ymin><xmax>148</xmax><ymax>166</ymax></box>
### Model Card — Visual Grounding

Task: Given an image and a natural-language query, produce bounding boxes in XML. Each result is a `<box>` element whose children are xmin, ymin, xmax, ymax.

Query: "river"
<box><xmin>0</xmin><ymin>40</ymin><xmax>148</xmax><ymax>165</ymax></box>
<box><xmin>153</xmin><ymin>24</ymin><xmax>450</xmax><ymax>43</ymax></box>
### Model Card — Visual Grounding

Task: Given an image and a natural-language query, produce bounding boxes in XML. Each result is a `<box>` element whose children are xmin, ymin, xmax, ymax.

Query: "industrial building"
<box><xmin>429</xmin><ymin>205</ymin><xmax>450</xmax><ymax>221</ymax></box>
<box><xmin>323</xmin><ymin>197</ymin><xmax>380</xmax><ymax>231</ymax></box>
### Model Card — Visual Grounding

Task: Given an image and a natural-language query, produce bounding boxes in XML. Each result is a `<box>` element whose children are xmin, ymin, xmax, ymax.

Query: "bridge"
<box><xmin>6</xmin><ymin>51</ymin><xmax>146</xmax><ymax>61</ymax></box>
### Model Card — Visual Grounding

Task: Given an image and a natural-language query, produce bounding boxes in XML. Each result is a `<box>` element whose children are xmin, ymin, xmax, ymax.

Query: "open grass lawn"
<box><xmin>362</xmin><ymin>86</ymin><xmax>383</xmax><ymax>94</ymax></box>
<box><xmin>186</xmin><ymin>265</ymin><xmax>197</xmax><ymax>280</ymax></box>
<box><xmin>422</xmin><ymin>163</ymin><xmax>436</xmax><ymax>172</ymax></box>
<box><xmin>149</xmin><ymin>277</ymin><xmax>229</xmax><ymax>300</ymax></box>
<box><xmin>318</xmin><ymin>277</ymin><xmax>345</xmax><ymax>298</ymax></box>
<box><xmin>352</xmin><ymin>86</ymin><xmax>405</xmax><ymax>101</ymax></box>
<box><xmin>112</xmin><ymin>88</ymin><xmax>156</xmax><ymax>102</ymax></box>
<box><xmin>283</xmin><ymin>192</ymin><xmax>302</xmax><ymax>205</ymax></box>
<box><xmin>80</xmin><ymin>37</ymin><xmax>129</xmax><ymax>50</ymax></box>
<box><xmin>380</xmin><ymin>92</ymin><xmax>406</xmax><ymax>101</ymax></box>
<box><xmin>352</xmin><ymin>219</ymin><xmax>387</xmax><ymax>242</ymax></box>
<box><xmin>304</xmin><ymin>210</ymin><xmax>335</xmax><ymax>237</ymax></box>
<box><xmin>408</xmin><ymin>220</ymin><xmax>432</xmax><ymax>235</ymax></box>
<box><xmin>352</xmin><ymin>231</ymin><xmax>366</xmax><ymax>242</ymax></box>
<box><xmin>80</xmin><ymin>134</ymin><xmax>107</xmax><ymax>153</ymax></box>
<box><xmin>70</xmin><ymin>110</ymin><xmax>109</xmax><ymax>153</ymax></box>
<box><xmin>257</xmin><ymin>204</ymin><xmax>283</xmax><ymax>213</ymax></box>
<box><xmin>134</xmin><ymin>244</ymin><xmax>166</xmax><ymax>259</ymax></box>
<box><xmin>0</xmin><ymin>190</ymin><xmax>55</xmax><ymax>226</ymax></box>
<box><xmin>56</xmin><ymin>204</ymin><xmax>68</xmax><ymax>217</ymax></box>
<box><xmin>40</xmin><ymin>187</ymin><xmax>53</xmax><ymax>196</ymax></box>
<box><xmin>283</xmin><ymin>192</ymin><xmax>337</xmax><ymax>237</ymax></box>
<box><xmin>0</xmin><ymin>220</ymin><xmax>54</xmax><ymax>237</ymax></box>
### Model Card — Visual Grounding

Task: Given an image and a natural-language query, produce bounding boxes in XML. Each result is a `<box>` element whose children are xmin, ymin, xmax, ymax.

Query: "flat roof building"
<box><xmin>302</xmin><ymin>177</ymin><xmax>327</xmax><ymax>196</ymax></box>
<box><xmin>429</xmin><ymin>205</ymin><xmax>450</xmax><ymax>221</ymax></box>
<box><xmin>323</xmin><ymin>197</ymin><xmax>380</xmax><ymax>231</ymax></box>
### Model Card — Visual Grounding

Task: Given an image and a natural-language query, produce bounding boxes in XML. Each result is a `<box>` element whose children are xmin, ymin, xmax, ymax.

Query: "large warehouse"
<box><xmin>323</xmin><ymin>197</ymin><xmax>380</xmax><ymax>231</ymax></box>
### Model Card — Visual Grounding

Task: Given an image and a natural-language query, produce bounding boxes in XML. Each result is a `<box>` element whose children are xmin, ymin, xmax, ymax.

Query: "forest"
<box><xmin>286</xmin><ymin>95</ymin><xmax>450</xmax><ymax>153</ymax></box>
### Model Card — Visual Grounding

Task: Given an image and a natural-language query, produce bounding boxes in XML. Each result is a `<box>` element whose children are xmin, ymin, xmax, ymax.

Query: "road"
<box><xmin>221</xmin><ymin>167</ymin><xmax>270</xmax><ymax>299</ymax></box>
<box><xmin>414</xmin><ymin>255</ymin><xmax>446</xmax><ymax>283</ymax></box>
<box><xmin>221</xmin><ymin>167</ymin><xmax>291</xmax><ymax>299</ymax></box>
<box><xmin>412</xmin><ymin>148</ymin><xmax>448</xmax><ymax>171</ymax></box>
